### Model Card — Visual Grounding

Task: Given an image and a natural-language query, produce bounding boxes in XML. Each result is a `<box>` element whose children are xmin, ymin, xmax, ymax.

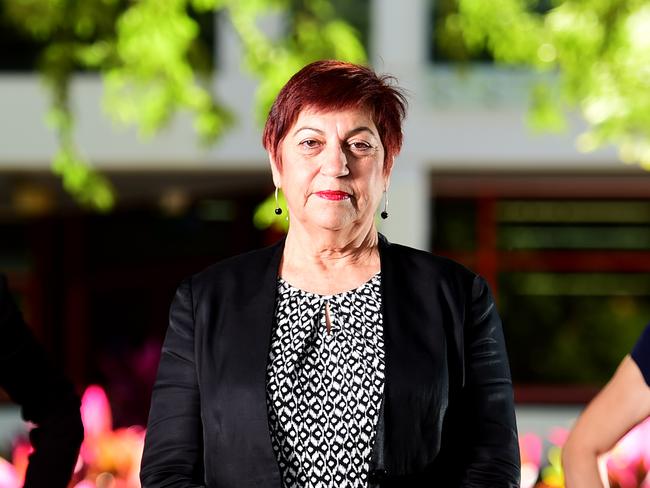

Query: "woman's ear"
<box><xmin>383</xmin><ymin>156</ymin><xmax>395</xmax><ymax>189</ymax></box>
<box><xmin>269</xmin><ymin>152</ymin><xmax>282</xmax><ymax>188</ymax></box>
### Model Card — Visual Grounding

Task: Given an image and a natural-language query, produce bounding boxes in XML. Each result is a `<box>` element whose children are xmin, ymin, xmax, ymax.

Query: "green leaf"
<box><xmin>527</xmin><ymin>83</ymin><xmax>567</xmax><ymax>133</ymax></box>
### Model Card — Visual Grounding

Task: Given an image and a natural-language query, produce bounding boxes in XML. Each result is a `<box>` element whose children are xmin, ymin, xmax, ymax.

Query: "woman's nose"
<box><xmin>319</xmin><ymin>144</ymin><xmax>349</xmax><ymax>177</ymax></box>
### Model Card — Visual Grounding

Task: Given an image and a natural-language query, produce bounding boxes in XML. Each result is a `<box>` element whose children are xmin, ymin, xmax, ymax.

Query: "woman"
<box><xmin>140</xmin><ymin>60</ymin><xmax>520</xmax><ymax>487</ymax></box>
<box><xmin>562</xmin><ymin>323</ymin><xmax>650</xmax><ymax>487</ymax></box>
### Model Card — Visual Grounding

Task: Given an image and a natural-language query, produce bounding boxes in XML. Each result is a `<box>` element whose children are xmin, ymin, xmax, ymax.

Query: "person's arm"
<box><xmin>140</xmin><ymin>278</ymin><xmax>205</xmax><ymax>488</ymax></box>
<box><xmin>562</xmin><ymin>355</ymin><xmax>650</xmax><ymax>488</ymax></box>
<box><xmin>459</xmin><ymin>275</ymin><xmax>521</xmax><ymax>487</ymax></box>
<box><xmin>0</xmin><ymin>275</ymin><xmax>84</xmax><ymax>488</ymax></box>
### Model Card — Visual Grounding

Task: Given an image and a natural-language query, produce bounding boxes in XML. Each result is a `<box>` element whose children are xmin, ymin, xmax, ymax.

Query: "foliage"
<box><xmin>3</xmin><ymin>0</ymin><xmax>123</xmax><ymax>211</ymax></box>
<box><xmin>228</xmin><ymin>0</ymin><xmax>366</xmax><ymax>124</ymax></box>
<box><xmin>2</xmin><ymin>0</ymin><xmax>366</xmax><ymax>211</ymax></box>
<box><xmin>105</xmin><ymin>0</ymin><xmax>232</xmax><ymax>144</ymax></box>
<box><xmin>445</xmin><ymin>0</ymin><xmax>650</xmax><ymax>169</ymax></box>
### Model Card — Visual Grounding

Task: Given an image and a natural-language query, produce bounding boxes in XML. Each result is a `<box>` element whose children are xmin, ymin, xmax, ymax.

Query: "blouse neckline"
<box><xmin>276</xmin><ymin>272</ymin><xmax>381</xmax><ymax>299</ymax></box>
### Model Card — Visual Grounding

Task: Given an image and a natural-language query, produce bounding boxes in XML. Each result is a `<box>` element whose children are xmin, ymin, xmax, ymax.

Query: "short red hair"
<box><xmin>262</xmin><ymin>60</ymin><xmax>408</xmax><ymax>167</ymax></box>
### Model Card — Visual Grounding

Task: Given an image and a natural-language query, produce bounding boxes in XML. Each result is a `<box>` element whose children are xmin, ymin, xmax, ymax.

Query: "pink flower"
<box><xmin>520</xmin><ymin>433</ymin><xmax>543</xmax><ymax>467</ymax></box>
<box><xmin>609</xmin><ymin>417</ymin><xmax>650</xmax><ymax>466</ymax></box>
<box><xmin>0</xmin><ymin>459</ymin><xmax>19</xmax><ymax>488</ymax></box>
<box><xmin>9</xmin><ymin>441</ymin><xmax>31</xmax><ymax>487</ymax></box>
<box><xmin>548</xmin><ymin>427</ymin><xmax>569</xmax><ymax>448</ymax></box>
<box><xmin>81</xmin><ymin>385</ymin><xmax>113</xmax><ymax>438</ymax></box>
<box><xmin>72</xmin><ymin>481</ymin><xmax>95</xmax><ymax>488</ymax></box>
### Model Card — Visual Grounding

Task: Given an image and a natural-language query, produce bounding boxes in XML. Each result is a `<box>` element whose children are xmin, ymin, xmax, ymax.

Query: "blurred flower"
<box><xmin>81</xmin><ymin>385</ymin><xmax>113</xmax><ymax>438</ymax></box>
<box><xmin>540</xmin><ymin>445</ymin><xmax>564</xmax><ymax>487</ymax></box>
<box><xmin>0</xmin><ymin>458</ymin><xmax>19</xmax><ymax>488</ymax></box>
<box><xmin>548</xmin><ymin>427</ymin><xmax>569</xmax><ymax>448</ymax></box>
<box><xmin>73</xmin><ymin>481</ymin><xmax>95</xmax><ymax>488</ymax></box>
<box><xmin>605</xmin><ymin>417</ymin><xmax>650</xmax><ymax>488</ymax></box>
<box><xmin>8</xmin><ymin>441</ymin><xmax>31</xmax><ymax>487</ymax></box>
<box><xmin>76</xmin><ymin>385</ymin><xmax>144</xmax><ymax>488</ymax></box>
<box><xmin>1</xmin><ymin>385</ymin><xmax>144</xmax><ymax>488</ymax></box>
<box><xmin>521</xmin><ymin>433</ymin><xmax>544</xmax><ymax>467</ymax></box>
<box><xmin>1</xmin><ymin>384</ymin><xmax>649</xmax><ymax>488</ymax></box>
<box><xmin>520</xmin><ymin>433</ymin><xmax>543</xmax><ymax>488</ymax></box>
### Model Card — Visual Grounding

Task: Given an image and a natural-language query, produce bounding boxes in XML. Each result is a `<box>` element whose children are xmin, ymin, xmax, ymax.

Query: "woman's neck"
<box><xmin>279</xmin><ymin>224</ymin><xmax>381</xmax><ymax>295</ymax></box>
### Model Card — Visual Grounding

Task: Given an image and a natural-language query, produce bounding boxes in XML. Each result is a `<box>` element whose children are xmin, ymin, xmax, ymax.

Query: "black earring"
<box><xmin>381</xmin><ymin>190</ymin><xmax>388</xmax><ymax>219</ymax></box>
<box><xmin>274</xmin><ymin>187</ymin><xmax>282</xmax><ymax>215</ymax></box>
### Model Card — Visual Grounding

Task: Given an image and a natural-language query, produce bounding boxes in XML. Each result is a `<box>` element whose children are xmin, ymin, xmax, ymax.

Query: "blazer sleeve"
<box><xmin>0</xmin><ymin>275</ymin><xmax>84</xmax><ymax>488</ymax></box>
<box><xmin>140</xmin><ymin>278</ymin><xmax>206</xmax><ymax>487</ymax></box>
<box><xmin>460</xmin><ymin>275</ymin><xmax>520</xmax><ymax>487</ymax></box>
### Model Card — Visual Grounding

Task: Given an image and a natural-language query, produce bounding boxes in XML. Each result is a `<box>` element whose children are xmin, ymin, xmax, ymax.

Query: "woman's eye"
<box><xmin>349</xmin><ymin>141</ymin><xmax>372</xmax><ymax>152</ymax></box>
<box><xmin>300</xmin><ymin>139</ymin><xmax>320</xmax><ymax>149</ymax></box>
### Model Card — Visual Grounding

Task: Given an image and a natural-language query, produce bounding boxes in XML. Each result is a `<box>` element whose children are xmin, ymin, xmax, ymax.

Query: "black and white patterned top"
<box><xmin>266</xmin><ymin>272</ymin><xmax>385</xmax><ymax>488</ymax></box>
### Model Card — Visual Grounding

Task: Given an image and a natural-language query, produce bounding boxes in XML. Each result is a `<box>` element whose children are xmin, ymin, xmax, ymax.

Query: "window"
<box><xmin>432</xmin><ymin>173</ymin><xmax>650</xmax><ymax>401</ymax></box>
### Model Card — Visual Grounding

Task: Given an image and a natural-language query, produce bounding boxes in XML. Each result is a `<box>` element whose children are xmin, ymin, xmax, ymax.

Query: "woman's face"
<box><xmin>269</xmin><ymin>106</ymin><xmax>392</xmax><ymax>233</ymax></box>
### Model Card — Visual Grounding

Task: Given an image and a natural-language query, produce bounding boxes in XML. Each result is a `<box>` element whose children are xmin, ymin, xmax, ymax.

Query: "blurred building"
<box><xmin>1</xmin><ymin>0</ymin><xmax>650</xmax><ymax>439</ymax></box>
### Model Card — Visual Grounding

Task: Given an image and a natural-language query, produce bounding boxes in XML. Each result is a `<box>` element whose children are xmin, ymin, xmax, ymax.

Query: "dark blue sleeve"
<box><xmin>631</xmin><ymin>323</ymin><xmax>650</xmax><ymax>386</ymax></box>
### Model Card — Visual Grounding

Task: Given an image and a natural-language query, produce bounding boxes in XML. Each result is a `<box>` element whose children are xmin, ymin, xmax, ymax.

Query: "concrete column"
<box><xmin>372</xmin><ymin>0</ymin><xmax>431</xmax><ymax>251</ymax></box>
<box><xmin>378</xmin><ymin>163</ymin><xmax>430</xmax><ymax>251</ymax></box>
<box><xmin>370</xmin><ymin>0</ymin><xmax>429</xmax><ymax>71</ymax></box>
<box><xmin>216</xmin><ymin>11</ymin><xmax>242</xmax><ymax>76</ymax></box>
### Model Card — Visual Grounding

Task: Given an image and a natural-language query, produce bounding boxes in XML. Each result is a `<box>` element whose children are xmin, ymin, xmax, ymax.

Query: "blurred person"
<box><xmin>0</xmin><ymin>274</ymin><xmax>84</xmax><ymax>487</ymax></box>
<box><xmin>140</xmin><ymin>60</ymin><xmax>520</xmax><ymax>487</ymax></box>
<box><xmin>562</xmin><ymin>323</ymin><xmax>650</xmax><ymax>487</ymax></box>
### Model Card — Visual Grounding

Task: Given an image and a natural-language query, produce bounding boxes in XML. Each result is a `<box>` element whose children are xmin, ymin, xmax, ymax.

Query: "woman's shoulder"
<box><xmin>379</xmin><ymin>234</ymin><xmax>478</xmax><ymax>283</ymax></box>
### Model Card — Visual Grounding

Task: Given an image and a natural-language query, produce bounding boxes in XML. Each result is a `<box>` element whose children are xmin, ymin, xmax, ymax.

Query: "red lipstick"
<box><xmin>315</xmin><ymin>191</ymin><xmax>350</xmax><ymax>201</ymax></box>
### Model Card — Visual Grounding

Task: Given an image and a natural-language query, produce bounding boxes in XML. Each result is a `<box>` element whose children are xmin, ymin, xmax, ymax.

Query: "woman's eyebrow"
<box><xmin>292</xmin><ymin>125</ymin><xmax>378</xmax><ymax>137</ymax></box>
<box><xmin>346</xmin><ymin>126</ymin><xmax>377</xmax><ymax>137</ymax></box>
<box><xmin>292</xmin><ymin>126</ymin><xmax>324</xmax><ymax>136</ymax></box>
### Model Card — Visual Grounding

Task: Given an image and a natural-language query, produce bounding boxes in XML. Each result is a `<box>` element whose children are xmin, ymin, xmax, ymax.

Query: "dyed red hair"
<box><xmin>262</xmin><ymin>60</ymin><xmax>408</xmax><ymax>167</ymax></box>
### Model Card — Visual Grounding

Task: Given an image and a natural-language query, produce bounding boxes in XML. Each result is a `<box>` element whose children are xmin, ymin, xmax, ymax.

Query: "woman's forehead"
<box><xmin>290</xmin><ymin>106</ymin><xmax>377</xmax><ymax>133</ymax></box>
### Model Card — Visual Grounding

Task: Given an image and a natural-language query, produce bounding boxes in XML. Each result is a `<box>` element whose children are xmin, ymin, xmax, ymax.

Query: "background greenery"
<box><xmin>2</xmin><ymin>0</ymin><xmax>366</xmax><ymax>211</ymax></box>
<box><xmin>3</xmin><ymin>0</ymin><xmax>650</xmax><ymax>210</ymax></box>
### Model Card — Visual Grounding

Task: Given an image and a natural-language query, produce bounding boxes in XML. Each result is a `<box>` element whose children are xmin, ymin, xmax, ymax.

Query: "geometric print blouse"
<box><xmin>266</xmin><ymin>273</ymin><xmax>385</xmax><ymax>488</ymax></box>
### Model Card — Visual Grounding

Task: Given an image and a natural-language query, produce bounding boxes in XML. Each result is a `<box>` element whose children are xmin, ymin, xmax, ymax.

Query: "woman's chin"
<box><xmin>301</xmin><ymin>212</ymin><xmax>356</xmax><ymax>232</ymax></box>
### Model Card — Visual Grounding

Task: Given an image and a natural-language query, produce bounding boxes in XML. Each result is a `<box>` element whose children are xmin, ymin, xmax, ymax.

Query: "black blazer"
<box><xmin>140</xmin><ymin>236</ymin><xmax>520</xmax><ymax>487</ymax></box>
<box><xmin>0</xmin><ymin>275</ymin><xmax>84</xmax><ymax>488</ymax></box>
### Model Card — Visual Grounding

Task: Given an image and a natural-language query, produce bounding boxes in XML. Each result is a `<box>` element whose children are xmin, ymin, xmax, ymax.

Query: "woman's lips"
<box><xmin>315</xmin><ymin>191</ymin><xmax>350</xmax><ymax>201</ymax></box>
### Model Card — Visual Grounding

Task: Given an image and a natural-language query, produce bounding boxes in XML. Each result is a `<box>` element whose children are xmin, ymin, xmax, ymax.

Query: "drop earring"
<box><xmin>381</xmin><ymin>190</ymin><xmax>389</xmax><ymax>219</ymax></box>
<box><xmin>274</xmin><ymin>187</ymin><xmax>283</xmax><ymax>215</ymax></box>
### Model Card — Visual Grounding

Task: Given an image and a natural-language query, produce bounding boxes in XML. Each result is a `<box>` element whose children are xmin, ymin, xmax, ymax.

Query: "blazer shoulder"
<box><xmin>383</xmin><ymin>239</ymin><xmax>477</xmax><ymax>284</ymax></box>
